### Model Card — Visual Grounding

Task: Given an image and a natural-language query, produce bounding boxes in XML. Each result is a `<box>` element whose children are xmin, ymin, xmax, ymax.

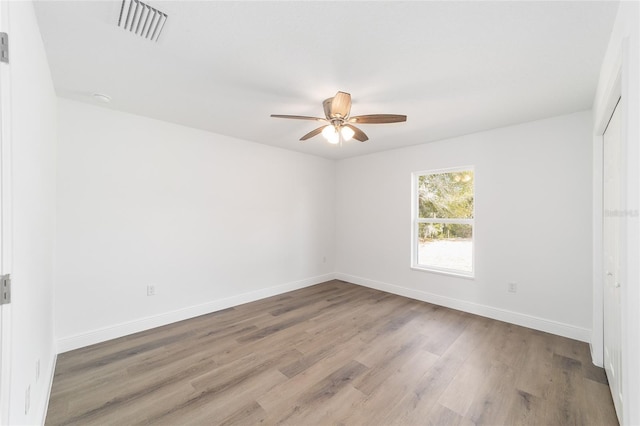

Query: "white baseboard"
<box><xmin>56</xmin><ymin>271</ymin><xmax>591</xmax><ymax>353</ymax></box>
<box><xmin>56</xmin><ymin>273</ymin><xmax>335</xmax><ymax>353</ymax></box>
<box><xmin>335</xmin><ymin>272</ymin><xmax>591</xmax><ymax>342</ymax></box>
<box><xmin>590</xmin><ymin>341</ymin><xmax>604</xmax><ymax>367</ymax></box>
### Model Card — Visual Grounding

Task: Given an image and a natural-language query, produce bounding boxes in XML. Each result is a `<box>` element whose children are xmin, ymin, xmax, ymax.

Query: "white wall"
<box><xmin>336</xmin><ymin>111</ymin><xmax>593</xmax><ymax>341</ymax></box>
<box><xmin>55</xmin><ymin>99</ymin><xmax>335</xmax><ymax>351</ymax></box>
<box><xmin>591</xmin><ymin>1</ymin><xmax>639</xmax><ymax>424</ymax></box>
<box><xmin>1</xmin><ymin>1</ymin><xmax>629</xmax><ymax>422</ymax></box>
<box><xmin>5</xmin><ymin>2</ymin><xmax>58</xmax><ymax>424</ymax></box>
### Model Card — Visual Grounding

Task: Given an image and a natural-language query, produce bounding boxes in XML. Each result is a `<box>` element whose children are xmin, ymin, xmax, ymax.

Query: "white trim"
<box><xmin>411</xmin><ymin>165</ymin><xmax>475</xmax><ymax>177</ymax></box>
<box><xmin>593</xmin><ymin>21</ymin><xmax>640</xmax><ymax>422</ymax></box>
<box><xmin>416</xmin><ymin>218</ymin><xmax>474</xmax><ymax>225</ymax></box>
<box><xmin>56</xmin><ymin>273</ymin><xmax>335</xmax><ymax>353</ymax></box>
<box><xmin>592</xmin><ymin>132</ymin><xmax>605</xmax><ymax>367</ymax></box>
<box><xmin>618</xmin><ymin>34</ymin><xmax>640</xmax><ymax>426</ymax></box>
<box><xmin>594</xmin><ymin>56</ymin><xmax>622</xmax><ymax>136</ymax></box>
<box><xmin>411</xmin><ymin>166</ymin><xmax>475</xmax><ymax>278</ymax></box>
<box><xmin>39</xmin><ymin>354</ymin><xmax>57</xmax><ymax>426</ymax></box>
<box><xmin>335</xmin><ymin>272</ymin><xmax>591</xmax><ymax>342</ymax></box>
<box><xmin>0</xmin><ymin>0</ymin><xmax>12</xmax><ymax>422</ymax></box>
<box><xmin>591</xmin><ymin>35</ymin><xmax>623</xmax><ymax>371</ymax></box>
<box><xmin>410</xmin><ymin>266</ymin><xmax>475</xmax><ymax>280</ymax></box>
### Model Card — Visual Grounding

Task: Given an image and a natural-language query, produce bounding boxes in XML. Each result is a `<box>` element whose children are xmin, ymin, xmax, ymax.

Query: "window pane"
<box><xmin>418</xmin><ymin>171</ymin><xmax>474</xmax><ymax>219</ymax></box>
<box><xmin>417</xmin><ymin>223</ymin><xmax>472</xmax><ymax>272</ymax></box>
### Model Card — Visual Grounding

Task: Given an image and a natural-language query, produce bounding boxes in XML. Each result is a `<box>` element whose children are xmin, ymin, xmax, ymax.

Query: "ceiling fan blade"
<box><xmin>344</xmin><ymin>124</ymin><xmax>368</xmax><ymax>142</ymax></box>
<box><xmin>348</xmin><ymin>114</ymin><xmax>407</xmax><ymax>124</ymax></box>
<box><xmin>300</xmin><ymin>126</ymin><xmax>327</xmax><ymax>141</ymax></box>
<box><xmin>330</xmin><ymin>92</ymin><xmax>351</xmax><ymax>118</ymax></box>
<box><xmin>271</xmin><ymin>114</ymin><xmax>326</xmax><ymax>122</ymax></box>
<box><xmin>322</xmin><ymin>98</ymin><xmax>332</xmax><ymax>119</ymax></box>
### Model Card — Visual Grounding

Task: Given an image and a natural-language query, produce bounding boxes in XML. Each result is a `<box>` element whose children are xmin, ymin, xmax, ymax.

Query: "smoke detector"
<box><xmin>118</xmin><ymin>0</ymin><xmax>167</xmax><ymax>42</ymax></box>
<box><xmin>92</xmin><ymin>93</ymin><xmax>111</xmax><ymax>103</ymax></box>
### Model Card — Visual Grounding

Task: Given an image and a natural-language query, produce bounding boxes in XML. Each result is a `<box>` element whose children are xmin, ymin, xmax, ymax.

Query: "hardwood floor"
<box><xmin>46</xmin><ymin>280</ymin><xmax>618</xmax><ymax>425</ymax></box>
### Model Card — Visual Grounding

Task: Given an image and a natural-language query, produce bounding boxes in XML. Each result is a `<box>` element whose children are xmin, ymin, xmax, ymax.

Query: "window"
<box><xmin>412</xmin><ymin>167</ymin><xmax>474</xmax><ymax>276</ymax></box>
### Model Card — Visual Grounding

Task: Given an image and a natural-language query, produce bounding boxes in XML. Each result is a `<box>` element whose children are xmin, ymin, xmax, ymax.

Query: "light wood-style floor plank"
<box><xmin>46</xmin><ymin>280</ymin><xmax>618</xmax><ymax>425</ymax></box>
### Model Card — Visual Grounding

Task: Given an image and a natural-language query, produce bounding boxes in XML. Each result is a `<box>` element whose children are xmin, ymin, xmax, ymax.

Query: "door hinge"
<box><xmin>1</xmin><ymin>274</ymin><xmax>11</xmax><ymax>305</ymax></box>
<box><xmin>0</xmin><ymin>32</ymin><xmax>8</xmax><ymax>63</ymax></box>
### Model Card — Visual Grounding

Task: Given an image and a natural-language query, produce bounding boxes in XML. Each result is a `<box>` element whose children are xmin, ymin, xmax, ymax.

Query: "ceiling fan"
<box><xmin>271</xmin><ymin>91</ymin><xmax>407</xmax><ymax>144</ymax></box>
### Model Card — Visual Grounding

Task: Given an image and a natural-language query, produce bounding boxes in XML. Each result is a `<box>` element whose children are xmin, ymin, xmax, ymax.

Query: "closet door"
<box><xmin>603</xmin><ymin>97</ymin><xmax>623</xmax><ymax>422</ymax></box>
<box><xmin>0</xmin><ymin>2</ymin><xmax>10</xmax><ymax>422</ymax></box>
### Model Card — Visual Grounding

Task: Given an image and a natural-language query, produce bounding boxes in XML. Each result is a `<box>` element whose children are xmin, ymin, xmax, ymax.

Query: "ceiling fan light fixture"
<box><xmin>322</xmin><ymin>125</ymin><xmax>340</xmax><ymax>144</ymax></box>
<box><xmin>340</xmin><ymin>126</ymin><xmax>355</xmax><ymax>142</ymax></box>
<box><xmin>271</xmin><ymin>91</ymin><xmax>406</xmax><ymax>145</ymax></box>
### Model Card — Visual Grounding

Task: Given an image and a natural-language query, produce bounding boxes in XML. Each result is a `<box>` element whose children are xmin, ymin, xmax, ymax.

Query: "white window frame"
<box><xmin>411</xmin><ymin>166</ymin><xmax>475</xmax><ymax>278</ymax></box>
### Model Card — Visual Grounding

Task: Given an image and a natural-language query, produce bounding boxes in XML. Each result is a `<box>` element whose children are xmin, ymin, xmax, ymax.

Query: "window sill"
<box><xmin>410</xmin><ymin>265</ymin><xmax>475</xmax><ymax>280</ymax></box>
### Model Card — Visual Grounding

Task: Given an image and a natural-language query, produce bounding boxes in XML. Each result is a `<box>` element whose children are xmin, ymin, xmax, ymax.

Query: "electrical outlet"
<box><xmin>323</xmin><ymin>256</ymin><xmax>327</xmax><ymax>263</ymax></box>
<box><xmin>36</xmin><ymin>359</ymin><xmax>40</xmax><ymax>381</ymax></box>
<box><xmin>147</xmin><ymin>285</ymin><xmax>156</xmax><ymax>296</ymax></box>
<box><xmin>25</xmin><ymin>385</ymin><xmax>30</xmax><ymax>415</ymax></box>
<box><xmin>508</xmin><ymin>282</ymin><xmax>518</xmax><ymax>293</ymax></box>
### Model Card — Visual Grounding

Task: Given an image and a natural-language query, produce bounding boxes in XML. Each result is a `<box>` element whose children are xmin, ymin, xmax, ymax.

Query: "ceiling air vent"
<box><xmin>118</xmin><ymin>0</ymin><xmax>167</xmax><ymax>42</ymax></box>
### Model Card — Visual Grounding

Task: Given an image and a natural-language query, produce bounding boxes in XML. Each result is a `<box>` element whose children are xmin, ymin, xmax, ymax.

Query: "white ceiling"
<box><xmin>34</xmin><ymin>1</ymin><xmax>619</xmax><ymax>160</ymax></box>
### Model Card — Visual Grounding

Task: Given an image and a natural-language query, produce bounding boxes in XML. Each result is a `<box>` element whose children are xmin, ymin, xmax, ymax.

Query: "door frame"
<box><xmin>0</xmin><ymin>0</ymin><xmax>11</xmax><ymax>423</ymax></box>
<box><xmin>591</xmin><ymin>55</ymin><xmax>621</xmax><ymax>369</ymax></box>
<box><xmin>593</xmin><ymin>35</ymin><xmax>638</xmax><ymax>425</ymax></box>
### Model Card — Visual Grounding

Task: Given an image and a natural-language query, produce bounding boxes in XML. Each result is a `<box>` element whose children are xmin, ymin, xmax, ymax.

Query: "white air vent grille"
<box><xmin>118</xmin><ymin>0</ymin><xmax>167</xmax><ymax>42</ymax></box>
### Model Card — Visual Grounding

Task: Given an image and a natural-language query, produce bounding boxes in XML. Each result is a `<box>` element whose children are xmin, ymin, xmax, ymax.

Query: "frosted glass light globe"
<box><xmin>322</xmin><ymin>125</ymin><xmax>340</xmax><ymax>144</ymax></box>
<box><xmin>340</xmin><ymin>126</ymin><xmax>355</xmax><ymax>141</ymax></box>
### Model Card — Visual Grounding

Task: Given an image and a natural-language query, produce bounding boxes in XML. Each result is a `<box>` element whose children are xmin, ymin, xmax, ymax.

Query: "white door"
<box><xmin>603</xmin><ymin>97</ymin><xmax>623</xmax><ymax>422</ymax></box>
<box><xmin>0</xmin><ymin>1</ymin><xmax>10</xmax><ymax>423</ymax></box>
